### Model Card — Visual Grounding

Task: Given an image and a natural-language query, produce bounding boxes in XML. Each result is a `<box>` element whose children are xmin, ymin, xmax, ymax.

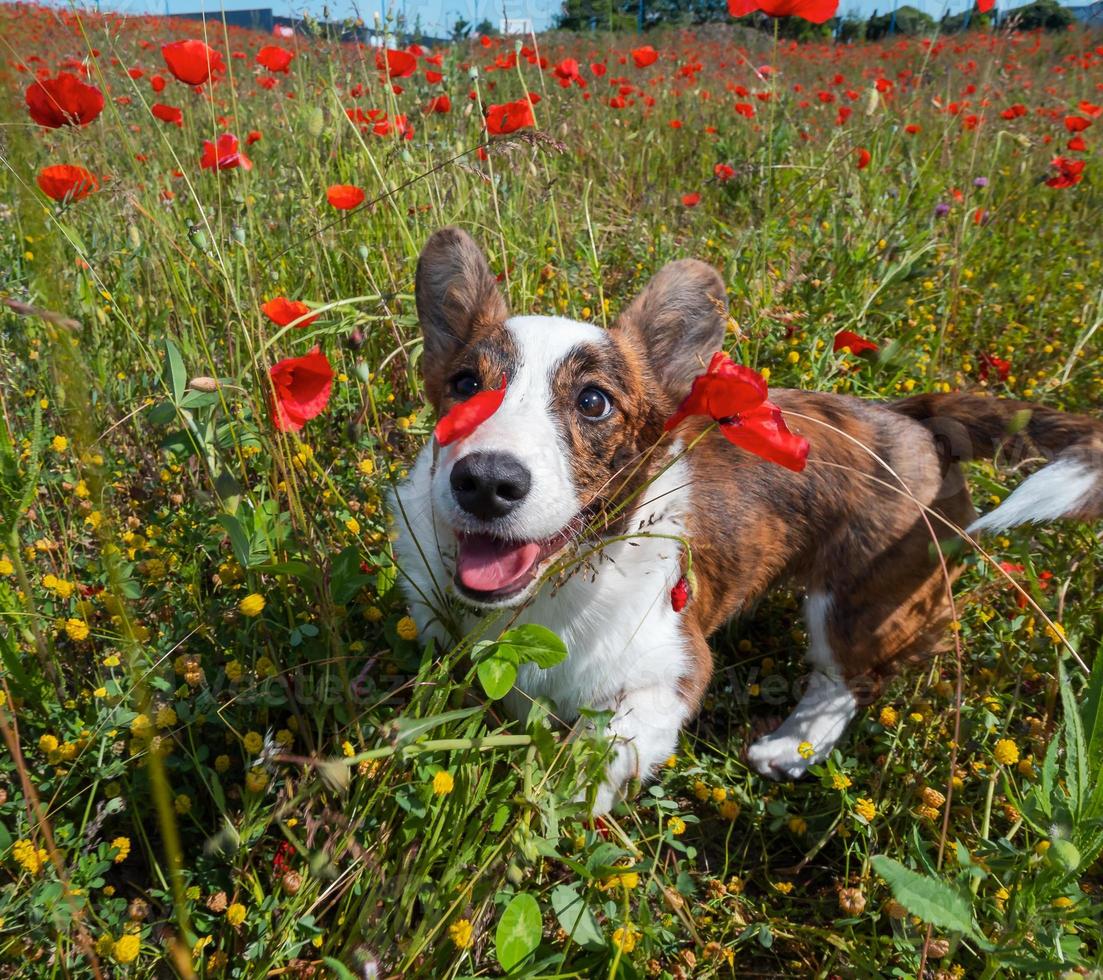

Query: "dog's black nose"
<box><xmin>450</xmin><ymin>452</ymin><xmax>531</xmax><ymax>520</ymax></box>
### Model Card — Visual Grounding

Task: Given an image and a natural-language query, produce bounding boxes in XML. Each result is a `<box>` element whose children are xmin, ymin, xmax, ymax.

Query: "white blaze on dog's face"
<box><xmin>414</xmin><ymin>228</ymin><xmax>729</xmax><ymax>609</ymax></box>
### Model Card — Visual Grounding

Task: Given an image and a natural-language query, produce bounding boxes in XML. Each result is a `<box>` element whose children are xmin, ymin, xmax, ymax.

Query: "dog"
<box><xmin>390</xmin><ymin>227</ymin><xmax>1103</xmax><ymax>814</ymax></box>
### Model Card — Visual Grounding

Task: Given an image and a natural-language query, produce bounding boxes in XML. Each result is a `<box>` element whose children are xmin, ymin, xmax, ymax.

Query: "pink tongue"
<box><xmin>457</xmin><ymin>535</ymin><xmax>541</xmax><ymax>592</ymax></box>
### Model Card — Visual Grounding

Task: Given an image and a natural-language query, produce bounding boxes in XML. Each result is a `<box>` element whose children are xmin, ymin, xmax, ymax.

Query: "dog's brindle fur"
<box><xmin>393</xmin><ymin>227</ymin><xmax>1103</xmax><ymax>810</ymax></box>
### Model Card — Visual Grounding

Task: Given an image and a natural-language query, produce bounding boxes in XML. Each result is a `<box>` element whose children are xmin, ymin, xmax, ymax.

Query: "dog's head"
<box><xmin>415</xmin><ymin>227</ymin><xmax>728</xmax><ymax>609</ymax></box>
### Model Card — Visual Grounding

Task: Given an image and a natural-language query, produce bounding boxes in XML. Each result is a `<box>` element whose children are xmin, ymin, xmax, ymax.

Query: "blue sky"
<box><xmin>53</xmin><ymin>0</ymin><xmax>1080</xmax><ymax>45</ymax></box>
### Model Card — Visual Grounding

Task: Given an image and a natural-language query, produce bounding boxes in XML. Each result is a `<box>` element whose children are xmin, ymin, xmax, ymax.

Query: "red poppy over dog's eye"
<box><xmin>326</xmin><ymin>184</ymin><xmax>365</xmax><ymax>209</ymax></box>
<box><xmin>262</xmin><ymin>297</ymin><xmax>318</xmax><ymax>328</ymax></box>
<box><xmin>665</xmin><ymin>352</ymin><xmax>809</xmax><ymax>472</ymax></box>
<box><xmin>162</xmin><ymin>39</ymin><xmax>224</xmax><ymax>85</ymax></box>
<box><xmin>256</xmin><ymin>45</ymin><xmax>294</xmax><ymax>73</ymax></box>
<box><xmin>435</xmin><ymin>375</ymin><xmax>507</xmax><ymax>447</ymax></box>
<box><xmin>37</xmin><ymin>164</ymin><xmax>99</xmax><ymax>202</ymax></box>
<box><xmin>833</xmin><ymin>329</ymin><xmax>878</xmax><ymax>355</ymax></box>
<box><xmin>269</xmin><ymin>346</ymin><xmax>334</xmax><ymax>432</ymax></box>
<box><xmin>486</xmin><ymin>99</ymin><xmax>535</xmax><ymax>135</ymax></box>
<box><xmin>25</xmin><ymin>72</ymin><xmax>105</xmax><ymax>128</ymax></box>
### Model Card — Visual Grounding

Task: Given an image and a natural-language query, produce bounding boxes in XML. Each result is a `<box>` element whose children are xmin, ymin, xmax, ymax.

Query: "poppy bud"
<box><xmin>127</xmin><ymin>224</ymin><xmax>141</xmax><ymax>250</ymax></box>
<box><xmin>281</xmin><ymin>870</ymin><xmax>303</xmax><ymax>895</ymax></box>
<box><xmin>837</xmin><ymin>888</ymin><xmax>866</xmax><ymax>916</ymax></box>
<box><xmin>347</xmin><ymin>328</ymin><xmax>364</xmax><ymax>350</ymax></box>
<box><xmin>188</xmin><ymin>225</ymin><xmax>209</xmax><ymax>251</ymax></box>
<box><xmin>188</xmin><ymin>377</ymin><xmax>220</xmax><ymax>392</ymax></box>
<box><xmin>357</xmin><ymin>245</ymin><xmax>369</xmax><ymax>260</ymax></box>
<box><xmin>232</xmin><ymin>224</ymin><xmax>246</xmax><ymax>245</ymax></box>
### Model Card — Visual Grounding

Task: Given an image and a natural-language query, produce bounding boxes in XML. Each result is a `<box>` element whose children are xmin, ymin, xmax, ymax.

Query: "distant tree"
<box><xmin>837</xmin><ymin>11</ymin><xmax>866</xmax><ymax>39</ymax></box>
<box><xmin>865</xmin><ymin>4</ymin><xmax>934</xmax><ymax>38</ymax></box>
<box><xmin>998</xmin><ymin>0</ymin><xmax>1073</xmax><ymax>29</ymax></box>
<box><xmin>475</xmin><ymin>17</ymin><xmax>498</xmax><ymax>35</ymax></box>
<box><xmin>452</xmin><ymin>17</ymin><xmax>471</xmax><ymax>38</ymax></box>
<box><xmin>555</xmin><ymin>0</ymin><xmax>727</xmax><ymax>31</ymax></box>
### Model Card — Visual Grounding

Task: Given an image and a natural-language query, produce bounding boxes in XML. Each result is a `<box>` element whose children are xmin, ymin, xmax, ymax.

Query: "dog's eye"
<box><xmin>577</xmin><ymin>387</ymin><xmax>613</xmax><ymax>420</ymax></box>
<box><xmin>450</xmin><ymin>372</ymin><xmax>481</xmax><ymax>399</ymax></box>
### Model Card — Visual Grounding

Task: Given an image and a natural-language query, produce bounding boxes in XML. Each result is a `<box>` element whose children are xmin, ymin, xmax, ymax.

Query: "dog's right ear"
<box><xmin>415</xmin><ymin>228</ymin><xmax>508</xmax><ymax>399</ymax></box>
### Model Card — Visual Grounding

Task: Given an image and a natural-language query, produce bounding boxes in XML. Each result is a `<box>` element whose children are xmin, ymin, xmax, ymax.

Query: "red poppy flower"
<box><xmin>269</xmin><ymin>346</ymin><xmax>334</xmax><ymax>432</ymax></box>
<box><xmin>682</xmin><ymin>192</ymin><xmax>701</xmax><ymax>207</ymax></box>
<box><xmin>425</xmin><ymin>94</ymin><xmax>451</xmax><ymax>114</ymax></box>
<box><xmin>25</xmin><ymin>72</ymin><xmax>104</xmax><ymax>128</ymax></box>
<box><xmin>256</xmin><ymin>45</ymin><xmax>294</xmax><ymax>73</ymax></box>
<box><xmin>714</xmin><ymin>163</ymin><xmax>735</xmax><ymax>181</ymax></box>
<box><xmin>728</xmin><ymin>0</ymin><xmax>838</xmax><ymax>20</ymax></box>
<box><xmin>486</xmin><ymin>98</ymin><xmax>535</xmax><ymax>135</ymax></box>
<box><xmin>1046</xmin><ymin>156</ymin><xmax>1085</xmax><ymax>188</ymax></box>
<box><xmin>664</xmin><ymin>352</ymin><xmax>809</xmax><ymax>472</ymax></box>
<box><xmin>904</xmin><ymin>123</ymin><xmax>921</xmax><ymax>134</ymax></box>
<box><xmin>326</xmin><ymin>184</ymin><xmax>365</xmax><ymax>209</ymax></box>
<box><xmin>37</xmin><ymin>164</ymin><xmax>98</xmax><ymax>202</ymax></box>
<box><xmin>856</xmin><ymin>147</ymin><xmax>871</xmax><ymax>169</ymax></box>
<box><xmin>162</xmin><ymin>40</ymin><xmax>224</xmax><ymax>86</ymax></box>
<box><xmin>1065</xmin><ymin>114</ymin><xmax>1092</xmax><ymax>133</ymax></box>
<box><xmin>151</xmin><ymin>74</ymin><xmax>167</xmax><ymax>92</ymax></box>
<box><xmin>1067</xmin><ymin>134</ymin><xmax>1087</xmax><ymax>152</ymax></box>
<box><xmin>435</xmin><ymin>375</ymin><xmax>507</xmax><ymax>446</ymax></box>
<box><xmin>554</xmin><ymin>58</ymin><xmax>581</xmax><ymax>84</ymax></box>
<box><xmin>670</xmin><ymin>576</ymin><xmax>689</xmax><ymax>612</ymax></box>
<box><xmin>977</xmin><ymin>0</ymin><xmax>995</xmax><ymax>10</ymax></box>
<box><xmin>376</xmin><ymin>48</ymin><xmax>417</xmax><ymax>78</ymax></box>
<box><xmin>833</xmin><ymin>329</ymin><xmax>878</xmax><ymax>355</ymax></box>
<box><xmin>201</xmin><ymin>133</ymin><xmax>252</xmax><ymax>172</ymax></box>
<box><xmin>631</xmin><ymin>46</ymin><xmax>658</xmax><ymax>68</ymax></box>
<box><xmin>151</xmin><ymin>102</ymin><xmax>183</xmax><ymax>127</ymax></box>
<box><xmin>262</xmin><ymin>297</ymin><xmax>318</xmax><ymax>328</ymax></box>
<box><xmin>246</xmin><ymin>130</ymin><xmax>262</xmax><ymax>145</ymax></box>
<box><xmin>978</xmin><ymin>352</ymin><xmax>1011</xmax><ymax>382</ymax></box>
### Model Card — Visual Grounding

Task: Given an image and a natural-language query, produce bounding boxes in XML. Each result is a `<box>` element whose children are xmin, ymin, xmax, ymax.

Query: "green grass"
<box><xmin>1</xmin><ymin>6</ymin><xmax>1103</xmax><ymax>976</ymax></box>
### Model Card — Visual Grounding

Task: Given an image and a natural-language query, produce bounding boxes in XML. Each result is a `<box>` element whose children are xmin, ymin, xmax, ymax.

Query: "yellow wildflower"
<box><xmin>245</xmin><ymin>769</ymin><xmax>269</xmax><ymax>793</ymax></box>
<box><xmin>243</xmin><ymin>731</ymin><xmax>263</xmax><ymax>754</ymax></box>
<box><xmin>112</xmin><ymin>934</ymin><xmax>140</xmax><ymax>964</ymax></box>
<box><xmin>12</xmin><ymin>839</ymin><xmax>48</xmax><ymax>875</ymax></box>
<box><xmin>668</xmin><ymin>816</ymin><xmax>686</xmax><ymax>836</ymax></box>
<box><xmin>432</xmin><ymin>770</ymin><xmax>454</xmax><ymax>795</ymax></box>
<box><xmin>797</xmin><ymin>741</ymin><xmax>814</xmax><ymax>760</ymax></box>
<box><xmin>994</xmin><ymin>739</ymin><xmax>1019</xmax><ymax>766</ymax></box>
<box><xmin>448</xmin><ymin>918</ymin><xmax>474</xmax><ymax>949</ymax></box>
<box><xmin>396</xmin><ymin>616</ymin><xmax>418</xmax><ymax>641</ymax></box>
<box><xmin>38</xmin><ymin>734</ymin><xmax>59</xmax><ymax>754</ymax></box>
<box><xmin>51</xmin><ymin>435</ymin><xmax>69</xmax><ymax>453</ymax></box>
<box><xmin>226</xmin><ymin>903</ymin><xmax>247</xmax><ymax>926</ymax></box>
<box><xmin>0</xmin><ymin>559</ymin><xmax>13</xmax><ymax>576</ymax></box>
<box><xmin>239</xmin><ymin>593</ymin><xmax>265</xmax><ymax>618</ymax></box>
<box><xmin>879</xmin><ymin>706</ymin><xmax>898</xmax><ymax>727</ymax></box>
<box><xmin>611</xmin><ymin>926</ymin><xmax>639</xmax><ymax>953</ymax></box>
<box><xmin>64</xmin><ymin>618</ymin><xmax>90</xmax><ymax>642</ymax></box>
<box><xmin>855</xmin><ymin>798</ymin><xmax>876</xmax><ymax>822</ymax></box>
<box><xmin>111</xmin><ymin>837</ymin><xmax>131</xmax><ymax>863</ymax></box>
<box><xmin>832</xmin><ymin>773</ymin><xmax>852</xmax><ymax>791</ymax></box>
<box><xmin>718</xmin><ymin>800</ymin><xmax>741</xmax><ymax>821</ymax></box>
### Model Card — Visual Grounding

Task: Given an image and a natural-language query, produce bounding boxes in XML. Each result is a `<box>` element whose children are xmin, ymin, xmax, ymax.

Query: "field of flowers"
<box><xmin>2</xmin><ymin>1</ymin><xmax>1103</xmax><ymax>975</ymax></box>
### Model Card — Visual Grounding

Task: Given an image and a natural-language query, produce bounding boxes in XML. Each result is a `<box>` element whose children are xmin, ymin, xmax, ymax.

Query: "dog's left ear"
<box><xmin>613</xmin><ymin>259</ymin><xmax>728</xmax><ymax>400</ymax></box>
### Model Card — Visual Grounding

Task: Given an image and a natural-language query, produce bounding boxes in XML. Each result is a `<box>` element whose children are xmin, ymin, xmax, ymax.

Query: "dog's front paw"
<box><xmin>745</xmin><ymin>732</ymin><xmax>821</xmax><ymax>781</ymax></box>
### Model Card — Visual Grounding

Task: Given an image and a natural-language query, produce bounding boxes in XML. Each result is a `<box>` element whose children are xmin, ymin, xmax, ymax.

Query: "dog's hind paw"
<box><xmin>745</xmin><ymin>732</ymin><xmax>822</xmax><ymax>781</ymax></box>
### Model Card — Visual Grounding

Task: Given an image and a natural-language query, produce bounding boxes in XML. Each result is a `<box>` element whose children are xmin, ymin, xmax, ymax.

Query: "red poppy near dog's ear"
<box><xmin>201</xmin><ymin>133</ymin><xmax>252</xmax><ymax>172</ymax></box>
<box><xmin>37</xmin><ymin>164</ymin><xmax>98</xmax><ymax>202</ymax></box>
<box><xmin>665</xmin><ymin>352</ymin><xmax>809</xmax><ymax>472</ymax></box>
<box><xmin>162</xmin><ymin>40</ymin><xmax>224</xmax><ymax>85</ymax></box>
<box><xmin>856</xmin><ymin>147</ymin><xmax>871</xmax><ymax>169</ymax></box>
<box><xmin>326</xmin><ymin>184</ymin><xmax>365</xmax><ymax>209</ymax></box>
<box><xmin>25</xmin><ymin>72</ymin><xmax>105</xmax><ymax>128</ymax></box>
<box><xmin>833</xmin><ymin>329</ymin><xmax>878</xmax><ymax>355</ymax></box>
<box><xmin>151</xmin><ymin>103</ymin><xmax>183</xmax><ymax>127</ymax></box>
<box><xmin>376</xmin><ymin>48</ymin><xmax>417</xmax><ymax>78</ymax></box>
<box><xmin>486</xmin><ymin>99</ymin><xmax>535</xmax><ymax>135</ymax></box>
<box><xmin>728</xmin><ymin>0</ymin><xmax>838</xmax><ymax>21</ymax></box>
<box><xmin>631</xmin><ymin>46</ymin><xmax>658</xmax><ymax>68</ymax></box>
<box><xmin>256</xmin><ymin>45</ymin><xmax>294</xmax><ymax>73</ymax></box>
<box><xmin>269</xmin><ymin>346</ymin><xmax>334</xmax><ymax>432</ymax></box>
<box><xmin>670</xmin><ymin>576</ymin><xmax>689</xmax><ymax>612</ymax></box>
<box><xmin>435</xmin><ymin>375</ymin><xmax>507</xmax><ymax>446</ymax></box>
<box><xmin>262</xmin><ymin>297</ymin><xmax>318</xmax><ymax>328</ymax></box>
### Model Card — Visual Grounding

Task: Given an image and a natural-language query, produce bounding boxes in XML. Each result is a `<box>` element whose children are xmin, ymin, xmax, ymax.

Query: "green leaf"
<box><xmin>387</xmin><ymin>707</ymin><xmax>482</xmax><ymax>747</ymax></box>
<box><xmin>497</xmin><ymin>624</ymin><xmax>568</xmax><ymax>669</ymax></box>
<box><xmin>1059</xmin><ymin>660</ymin><xmax>1086</xmax><ymax>819</ymax></box>
<box><xmin>870</xmin><ymin>856</ymin><xmax>975</xmax><ymax>936</ymax></box>
<box><xmin>321</xmin><ymin>958</ymin><xmax>360</xmax><ymax>980</ymax></box>
<box><xmin>145</xmin><ymin>400</ymin><xmax>176</xmax><ymax>426</ymax></box>
<box><xmin>164</xmin><ymin>338</ymin><xmax>186</xmax><ymax>404</ymax></box>
<box><xmin>478</xmin><ymin>655</ymin><xmax>517</xmax><ymax>701</ymax></box>
<box><xmin>218</xmin><ymin>514</ymin><xmax>252</xmax><ymax>569</ymax></box>
<box><xmin>495</xmin><ymin>892</ymin><xmax>541</xmax><ymax>972</ymax></box>
<box><xmin>549</xmin><ymin>884</ymin><xmax>605</xmax><ymax>951</ymax></box>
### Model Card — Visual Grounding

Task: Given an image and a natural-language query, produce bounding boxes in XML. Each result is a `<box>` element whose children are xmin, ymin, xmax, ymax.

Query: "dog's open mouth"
<box><xmin>455</xmin><ymin>530</ymin><xmax>573</xmax><ymax>602</ymax></box>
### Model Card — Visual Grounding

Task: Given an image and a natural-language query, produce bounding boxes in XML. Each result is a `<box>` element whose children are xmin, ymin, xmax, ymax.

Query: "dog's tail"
<box><xmin>892</xmin><ymin>392</ymin><xmax>1103</xmax><ymax>534</ymax></box>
